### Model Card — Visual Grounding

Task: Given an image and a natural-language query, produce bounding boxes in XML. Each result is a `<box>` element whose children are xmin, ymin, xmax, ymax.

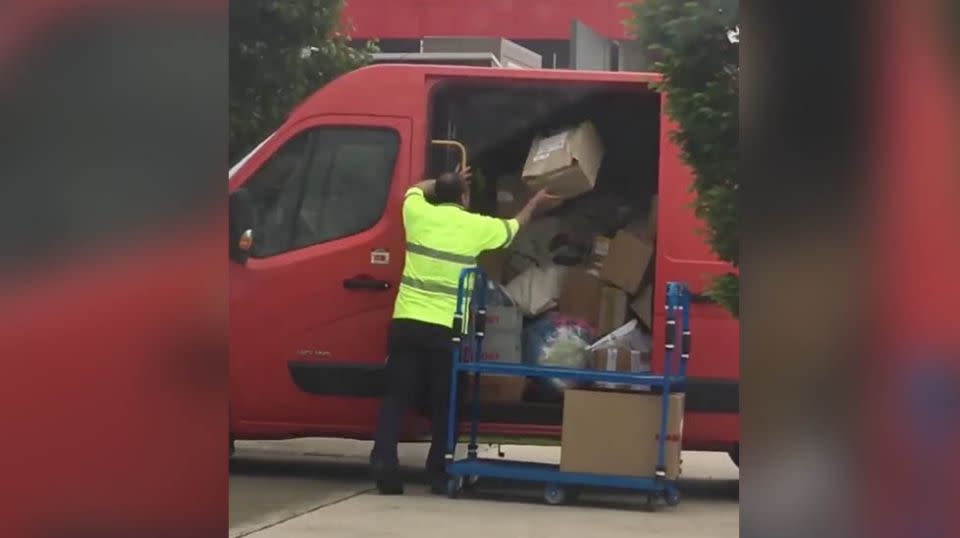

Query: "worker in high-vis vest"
<box><xmin>371</xmin><ymin>167</ymin><xmax>557</xmax><ymax>495</ymax></box>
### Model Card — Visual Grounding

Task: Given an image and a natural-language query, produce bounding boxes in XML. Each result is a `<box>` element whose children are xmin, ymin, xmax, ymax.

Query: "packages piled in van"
<box><xmin>475</xmin><ymin>119</ymin><xmax>659</xmax><ymax>401</ymax></box>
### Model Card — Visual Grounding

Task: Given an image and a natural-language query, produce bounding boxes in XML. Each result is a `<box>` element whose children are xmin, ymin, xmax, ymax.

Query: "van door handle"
<box><xmin>343</xmin><ymin>276</ymin><xmax>391</xmax><ymax>291</ymax></box>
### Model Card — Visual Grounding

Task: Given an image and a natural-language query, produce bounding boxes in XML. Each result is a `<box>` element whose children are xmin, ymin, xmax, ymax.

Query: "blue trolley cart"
<box><xmin>444</xmin><ymin>267</ymin><xmax>692</xmax><ymax>507</ymax></box>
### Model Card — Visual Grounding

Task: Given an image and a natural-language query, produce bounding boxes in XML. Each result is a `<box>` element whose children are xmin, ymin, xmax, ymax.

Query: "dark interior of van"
<box><xmin>428</xmin><ymin>81</ymin><xmax>661</xmax><ymax>217</ymax></box>
<box><xmin>426</xmin><ymin>80</ymin><xmax>663</xmax><ymax>426</ymax></box>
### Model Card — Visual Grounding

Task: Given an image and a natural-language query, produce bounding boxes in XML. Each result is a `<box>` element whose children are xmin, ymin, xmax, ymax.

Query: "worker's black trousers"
<box><xmin>372</xmin><ymin>318</ymin><xmax>455</xmax><ymax>477</ymax></box>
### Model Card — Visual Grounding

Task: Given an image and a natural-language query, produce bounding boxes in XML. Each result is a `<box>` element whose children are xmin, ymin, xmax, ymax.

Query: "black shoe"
<box><xmin>377</xmin><ymin>478</ymin><xmax>404</xmax><ymax>495</ymax></box>
<box><xmin>371</xmin><ymin>461</ymin><xmax>404</xmax><ymax>495</ymax></box>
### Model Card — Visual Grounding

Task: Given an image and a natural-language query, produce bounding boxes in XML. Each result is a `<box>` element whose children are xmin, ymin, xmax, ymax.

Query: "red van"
<box><xmin>227</xmin><ymin>64</ymin><xmax>739</xmax><ymax>462</ymax></box>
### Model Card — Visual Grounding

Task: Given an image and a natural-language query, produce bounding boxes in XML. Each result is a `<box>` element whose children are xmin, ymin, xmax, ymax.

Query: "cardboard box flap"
<box><xmin>631</xmin><ymin>284</ymin><xmax>654</xmax><ymax>330</ymax></box>
<box><xmin>569</xmin><ymin>121</ymin><xmax>604</xmax><ymax>185</ymax></box>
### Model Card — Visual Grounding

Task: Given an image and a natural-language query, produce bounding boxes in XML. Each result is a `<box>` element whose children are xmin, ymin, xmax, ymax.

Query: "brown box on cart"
<box><xmin>599</xmin><ymin>230</ymin><xmax>654</xmax><ymax>294</ymax></box>
<box><xmin>560</xmin><ymin>390</ymin><xmax>684</xmax><ymax>479</ymax></box>
<box><xmin>521</xmin><ymin>121</ymin><xmax>604</xmax><ymax>199</ymax></box>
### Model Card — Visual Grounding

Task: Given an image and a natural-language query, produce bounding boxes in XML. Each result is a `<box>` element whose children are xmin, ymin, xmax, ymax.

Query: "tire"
<box><xmin>447</xmin><ymin>476</ymin><xmax>463</xmax><ymax>499</ymax></box>
<box><xmin>728</xmin><ymin>444</ymin><xmax>739</xmax><ymax>467</ymax></box>
<box><xmin>664</xmin><ymin>488</ymin><xmax>680</xmax><ymax>507</ymax></box>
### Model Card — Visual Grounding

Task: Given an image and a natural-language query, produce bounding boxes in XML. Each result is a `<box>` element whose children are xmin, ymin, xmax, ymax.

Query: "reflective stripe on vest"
<box><xmin>405</xmin><ymin>242</ymin><xmax>475</xmax><ymax>265</ymax></box>
<box><xmin>400</xmin><ymin>275</ymin><xmax>461</xmax><ymax>296</ymax></box>
<box><xmin>499</xmin><ymin>219</ymin><xmax>515</xmax><ymax>248</ymax></box>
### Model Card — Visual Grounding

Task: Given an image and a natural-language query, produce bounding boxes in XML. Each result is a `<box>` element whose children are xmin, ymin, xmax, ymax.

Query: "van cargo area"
<box><xmin>427</xmin><ymin>80</ymin><xmax>662</xmax><ymax>428</ymax></box>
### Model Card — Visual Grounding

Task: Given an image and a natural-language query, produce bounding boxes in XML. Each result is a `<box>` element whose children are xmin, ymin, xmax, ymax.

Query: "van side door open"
<box><xmin>229</xmin><ymin>115</ymin><xmax>411</xmax><ymax>432</ymax></box>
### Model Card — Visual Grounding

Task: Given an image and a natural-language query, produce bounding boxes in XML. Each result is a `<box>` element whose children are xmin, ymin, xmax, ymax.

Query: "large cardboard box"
<box><xmin>557</xmin><ymin>267</ymin><xmax>603</xmax><ymax>327</ymax></box>
<box><xmin>599</xmin><ymin>230</ymin><xmax>654</xmax><ymax>294</ymax></box>
<box><xmin>521</xmin><ymin>121</ymin><xmax>604</xmax><ymax>199</ymax></box>
<box><xmin>630</xmin><ymin>284</ymin><xmax>654</xmax><ymax>331</ymax></box>
<box><xmin>597</xmin><ymin>285</ymin><xmax>628</xmax><ymax>336</ymax></box>
<box><xmin>464</xmin><ymin>374</ymin><xmax>527</xmax><ymax>403</ymax></box>
<box><xmin>561</xmin><ymin>390</ymin><xmax>684</xmax><ymax>479</ymax></box>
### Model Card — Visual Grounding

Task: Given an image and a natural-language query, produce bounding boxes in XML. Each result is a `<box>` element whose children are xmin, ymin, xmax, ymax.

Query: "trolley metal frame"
<box><xmin>443</xmin><ymin>267</ymin><xmax>691</xmax><ymax>507</ymax></box>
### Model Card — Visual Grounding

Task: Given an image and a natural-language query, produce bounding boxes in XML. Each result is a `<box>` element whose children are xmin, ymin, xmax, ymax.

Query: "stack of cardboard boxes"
<box><xmin>472</xmin><ymin>119</ymin><xmax>684</xmax><ymax>479</ymax></box>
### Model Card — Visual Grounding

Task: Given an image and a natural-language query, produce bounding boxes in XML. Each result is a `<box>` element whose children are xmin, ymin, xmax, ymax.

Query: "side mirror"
<box><xmin>229</xmin><ymin>188</ymin><xmax>256</xmax><ymax>264</ymax></box>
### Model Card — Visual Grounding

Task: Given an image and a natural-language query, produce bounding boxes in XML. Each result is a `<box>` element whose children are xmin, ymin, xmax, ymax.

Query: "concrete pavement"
<box><xmin>230</xmin><ymin>439</ymin><xmax>738</xmax><ymax>538</ymax></box>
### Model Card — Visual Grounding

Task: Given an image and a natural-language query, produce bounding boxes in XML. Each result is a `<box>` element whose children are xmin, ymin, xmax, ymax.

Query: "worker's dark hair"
<box><xmin>434</xmin><ymin>172</ymin><xmax>465</xmax><ymax>205</ymax></box>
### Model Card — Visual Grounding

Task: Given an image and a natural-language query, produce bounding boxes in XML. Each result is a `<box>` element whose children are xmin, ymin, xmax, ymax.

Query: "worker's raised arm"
<box><xmin>468</xmin><ymin>189</ymin><xmax>560</xmax><ymax>253</ymax></box>
<box><xmin>513</xmin><ymin>189</ymin><xmax>562</xmax><ymax>227</ymax></box>
<box><xmin>401</xmin><ymin>183</ymin><xmax>434</xmax><ymax>223</ymax></box>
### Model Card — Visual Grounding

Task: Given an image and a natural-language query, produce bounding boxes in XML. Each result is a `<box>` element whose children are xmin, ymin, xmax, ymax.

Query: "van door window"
<box><xmin>292</xmin><ymin>128</ymin><xmax>399</xmax><ymax>249</ymax></box>
<box><xmin>241</xmin><ymin>127</ymin><xmax>399</xmax><ymax>258</ymax></box>
<box><xmin>242</xmin><ymin>130</ymin><xmax>312</xmax><ymax>257</ymax></box>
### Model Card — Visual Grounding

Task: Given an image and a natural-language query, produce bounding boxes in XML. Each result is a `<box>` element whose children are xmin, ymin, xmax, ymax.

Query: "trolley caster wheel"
<box><xmin>664</xmin><ymin>489</ymin><xmax>680</xmax><ymax>507</ymax></box>
<box><xmin>462</xmin><ymin>474</ymin><xmax>480</xmax><ymax>491</ymax></box>
<box><xmin>543</xmin><ymin>483</ymin><xmax>567</xmax><ymax>505</ymax></box>
<box><xmin>446</xmin><ymin>476</ymin><xmax>464</xmax><ymax>499</ymax></box>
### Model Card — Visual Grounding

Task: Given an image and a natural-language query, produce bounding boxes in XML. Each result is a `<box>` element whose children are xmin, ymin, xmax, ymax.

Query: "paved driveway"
<box><xmin>230</xmin><ymin>439</ymin><xmax>738</xmax><ymax>538</ymax></box>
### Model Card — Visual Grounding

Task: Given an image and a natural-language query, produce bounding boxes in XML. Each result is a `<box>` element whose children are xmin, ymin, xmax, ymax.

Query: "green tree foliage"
<box><xmin>229</xmin><ymin>0</ymin><xmax>377</xmax><ymax>163</ymax></box>
<box><xmin>625</xmin><ymin>0</ymin><xmax>739</xmax><ymax>316</ymax></box>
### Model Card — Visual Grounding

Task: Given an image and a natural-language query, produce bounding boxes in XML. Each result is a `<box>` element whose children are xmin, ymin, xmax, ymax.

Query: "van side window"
<box><xmin>242</xmin><ymin>131</ymin><xmax>311</xmax><ymax>257</ymax></box>
<box><xmin>241</xmin><ymin>127</ymin><xmax>399</xmax><ymax>258</ymax></box>
<box><xmin>292</xmin><ymin>128</ymin><xmax>399</xmax><ymax>249</ymax></box>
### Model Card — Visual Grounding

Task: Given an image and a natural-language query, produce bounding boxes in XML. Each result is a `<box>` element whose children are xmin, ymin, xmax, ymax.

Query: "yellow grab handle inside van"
<box><xmin>430</xmin><ymin>139</ymin><xmax>468</xmax><ymax>174</ymax></box>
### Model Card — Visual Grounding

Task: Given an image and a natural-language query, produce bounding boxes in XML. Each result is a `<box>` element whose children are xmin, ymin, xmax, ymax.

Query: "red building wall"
<box><xmin>342</xmin><ymin>0</ymin><xmax>633</xmax><ymax>40</ymax></box>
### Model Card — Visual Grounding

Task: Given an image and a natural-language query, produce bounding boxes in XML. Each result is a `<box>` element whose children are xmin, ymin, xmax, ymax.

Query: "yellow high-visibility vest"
<box><xmin>394</xmin><ymin>186</ymin><xmax>519</xmax><ymax>328</ymax></box>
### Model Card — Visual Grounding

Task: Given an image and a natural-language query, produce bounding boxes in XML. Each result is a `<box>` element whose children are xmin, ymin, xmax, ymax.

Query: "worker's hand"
<box><xmin>455</xmin><ymin>163</ymin><xmax>472</xmax><ymax>183</ymax></box>
<box><xmin>532</xmin><ymin>188</ymin><xmax>563</xmax><ymax>212</ymax></box>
